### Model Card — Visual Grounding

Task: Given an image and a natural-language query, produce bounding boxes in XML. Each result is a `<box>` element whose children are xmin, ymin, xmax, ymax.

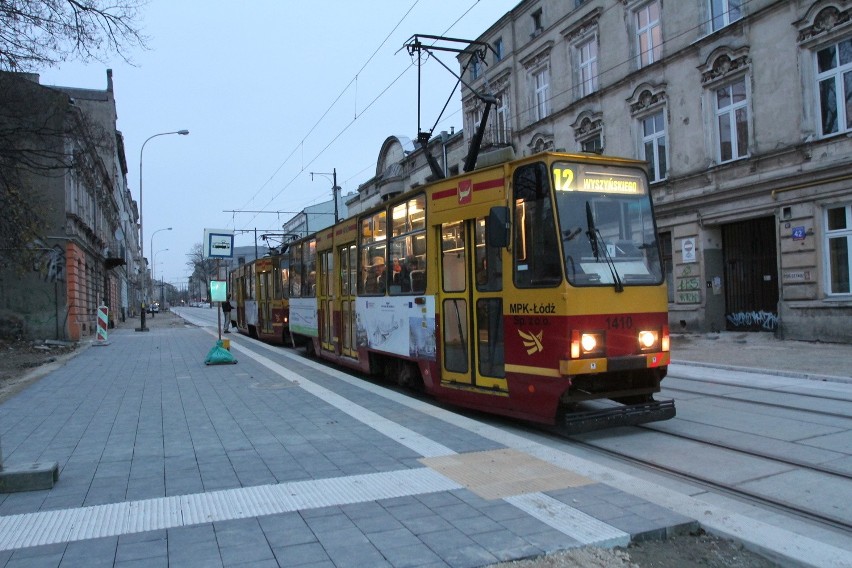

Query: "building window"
<box><xmin>471</xmin><ymin>57</ymin><xmax>481</xmax><ymax>80</ymax></box>
<box><xmin>715</xmin><ymin>77</ymin><xmax>749</xmax><ymax>162</ymax></box>
<box><xmin>826</xmin><ymin>204</ymin><xmax>852</xmax><ymax>294</ymax></box>
<box><xmin>573</xmin><ymin>112</ymin><xmax>603</xmax><ymax>153</ymax></box>
<box><xmin>495</xmin><ymin>94</ymin><xmax>510</xmax><ymax>144</ymax></box>
<box><xmin>581</xmin><ymin>135</ymin><xmax>602</xmax><ymax>153</ymax></box>
<box><xmin>642</xmin><ymin>110</ymin><xmax>667</xmax><ymax>181</ymax></box>
<box><xmin>710</xmin><ymin>0</ymin><xmax>742</xmax><ymax>32</ymax></box>
<box><xmin>493</xmin><ymin>38</ymin><xmax>504</xmax><ymax>62</ymax></box>
<box><xmin>816</xmin><ymin>38</ymin><xmax>852</xmax><ymax>137</ymax></box>
<box><xmin>531</xmin><ymin>9</ymin><xmax>543</xmax><ymax>37</ymax></box>
<box><xmin>578</xmin><ymin>38</ymin><xmax>598</xmax><ymax>97</ymax></box>
<box><xmin>636</xmin><ymin>1</ymin><xmax>662</xmax><ymax>67</ymax></box>
<box><xmin>532</xmin><ymin>67</ymin><xmax>550</xmax><ymax>121</ymax></box>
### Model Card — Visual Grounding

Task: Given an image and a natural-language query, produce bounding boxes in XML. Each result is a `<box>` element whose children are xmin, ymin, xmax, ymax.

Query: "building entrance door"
<box><xmin>722</xmin><ymin>217</ymin><xmax>779</xmax><ymax>331</ymax></box>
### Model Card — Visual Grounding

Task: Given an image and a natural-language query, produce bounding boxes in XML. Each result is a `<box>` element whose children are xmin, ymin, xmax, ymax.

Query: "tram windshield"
<box><xmin>552</xmin><ymin>162</ymin><xmax>663</xmax><ymax>288</ymax></box>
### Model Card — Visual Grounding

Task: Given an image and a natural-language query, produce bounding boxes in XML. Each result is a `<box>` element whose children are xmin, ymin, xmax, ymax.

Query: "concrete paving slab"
<box><xmin>1</xmin><ymin>314</ymin><xmax>848</xmax><ymax>567</ymax></box>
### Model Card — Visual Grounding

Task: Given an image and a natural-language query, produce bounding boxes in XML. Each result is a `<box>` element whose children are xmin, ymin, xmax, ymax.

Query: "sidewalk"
<box><xmin>0</xmin><ymin>312</ymin><xmax>696</xmax><ymax>567</ymax></box>
<box><xmin>0</xmin><ymin>312</ymin><xmax>847</xmax><ymax>567</ymax></box>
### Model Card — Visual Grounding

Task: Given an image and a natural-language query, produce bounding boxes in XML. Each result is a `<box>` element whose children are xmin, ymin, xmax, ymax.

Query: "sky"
<box><xmin>38</xmin><ymin>0</ymin><xmax>520</xmax><ymax>287</ymax></box>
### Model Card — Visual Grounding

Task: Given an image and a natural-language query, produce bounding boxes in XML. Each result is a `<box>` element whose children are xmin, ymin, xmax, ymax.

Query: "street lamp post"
<box><xmin>153</xmin><ymin>248</ymin><xmax>169</xmax><ymax>310</ymax></box>
<box><xmin>149</xmin><ymin>227</ymin><xmax>172</xmax><ymax>317</ymax></box>
<box><xmin>137</xmin><ymin>130</ymin><xmax>188</xmax><ymax>332</ymax></box>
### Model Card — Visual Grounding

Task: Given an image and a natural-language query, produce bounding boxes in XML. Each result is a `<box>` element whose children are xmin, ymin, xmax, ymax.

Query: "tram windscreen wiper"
<box><xmin>585</xmin><ymin>201</ymin><xmax>600</xmax><ymax>259</ymax></box>
<box><xmin>563</xmin><ymin>226</ymin><xmax>582</xmax><ymax>241</ymax></box>
<box><xmin>585</xmin><ymin>201</ymin><xmax>624</xmax><ymax>292</ymax></box>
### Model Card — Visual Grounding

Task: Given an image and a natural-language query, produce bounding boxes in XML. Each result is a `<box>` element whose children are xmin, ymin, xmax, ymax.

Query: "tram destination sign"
<box><xmin>552</xmin><ymin>163</ymin><xmax>645</xmax><ymax>195</ymax></box>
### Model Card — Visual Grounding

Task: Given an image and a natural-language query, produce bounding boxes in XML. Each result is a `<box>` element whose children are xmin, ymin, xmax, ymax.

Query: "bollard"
<box><xmin>95</xmin><ymin>305</ymin><xmax>110</xmax><ymax>346</ymax></box>
<box><xmin>0</xmin><ymin>435</ymin><xmax>59</xmax><ymax>492</ymax></box>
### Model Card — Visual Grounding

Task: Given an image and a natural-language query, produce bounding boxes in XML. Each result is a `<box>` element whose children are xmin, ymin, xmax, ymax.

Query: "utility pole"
<box><xmin>310</xmin><ymin>168</ymin><xmax>341</xmax><ymax>223</ymax></box>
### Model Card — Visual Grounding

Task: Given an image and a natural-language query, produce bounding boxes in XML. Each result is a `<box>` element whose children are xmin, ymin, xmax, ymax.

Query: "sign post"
<box><xmin>203</xmin><ymin>229</ymin><xmax>237</xmax><ymax>365</ymax></box>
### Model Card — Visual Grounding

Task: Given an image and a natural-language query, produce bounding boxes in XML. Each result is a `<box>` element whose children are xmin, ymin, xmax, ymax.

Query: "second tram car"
<box><xmin>232</xmin><ymin>151</ymin><xmax>674</xmax><ymax>430</ymax></box>
<box><xmin>230</xmin><ymin>255</ymin><xmax>291</xmax><ymax>343</ymax></box>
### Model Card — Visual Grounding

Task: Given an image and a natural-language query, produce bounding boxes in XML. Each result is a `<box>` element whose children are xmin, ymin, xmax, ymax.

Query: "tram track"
<box><xmin>634</xmin><ymin>420</ymin><xmax>852</xmax><ymax>479</ymax></box>
<box><xmin>665</xmin><ymin>372</ymin><xmax>852</xmax><ymax>409</ymax></box>
<box><xmin>664</xmin><ymin>384</ymin><xmax>852</xmax><ymax>420</ymax></box>
<box><xmin>547</xmin><ymin>403</ymin><xmax>852</xmax><ymax>537</ymax></box>
<box><xmin>668</xmin><ymin>374</ymin><xmax>852</xmax><ymax>399</ymax></box>
<box><xmin>554</xmin><ymin>425</ymin><xmax>852</xmax><ymax>534</ymax></box>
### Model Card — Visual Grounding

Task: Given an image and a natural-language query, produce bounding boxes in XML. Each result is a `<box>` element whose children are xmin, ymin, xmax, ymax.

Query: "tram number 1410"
<box><xmin>606</xmin><ymin>316</ymin><xmax>633</xmax><ymax>329</ymax></box>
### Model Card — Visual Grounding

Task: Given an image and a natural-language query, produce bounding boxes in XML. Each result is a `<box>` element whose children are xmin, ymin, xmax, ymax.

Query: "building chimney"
<box><xmin>107</xmin><ymin>69</ymin><xmax>113</xmax><ymax>92</ymax></box>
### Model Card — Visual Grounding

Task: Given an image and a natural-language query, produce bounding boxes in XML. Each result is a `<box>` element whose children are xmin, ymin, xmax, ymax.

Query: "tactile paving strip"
<box><xmin>0</xmin><ymin>468</ymin><xmax>461</xmax><ymax>552</ymax></box>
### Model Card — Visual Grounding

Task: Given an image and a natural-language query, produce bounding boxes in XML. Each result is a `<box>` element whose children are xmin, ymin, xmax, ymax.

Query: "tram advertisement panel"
<box><xmin>355</xmin><ymin>297</ymin><xmax>436</xmax><ymax>360</ymax></box>
<box><xmin>290</xmin><ymin>298</ymin><xmax>318</xmax><ymax>337</ymax></box>
<box><xmin>245</xmin><ymin>300</ymin><xmax>258</xmax><ymax>326</ymax></box>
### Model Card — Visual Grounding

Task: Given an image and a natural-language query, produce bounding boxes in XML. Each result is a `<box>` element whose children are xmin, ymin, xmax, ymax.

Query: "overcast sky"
<box><xmin>38</xmin><ymin>0</ymin><xmax>519</xmax><ymax>287</ymax></box>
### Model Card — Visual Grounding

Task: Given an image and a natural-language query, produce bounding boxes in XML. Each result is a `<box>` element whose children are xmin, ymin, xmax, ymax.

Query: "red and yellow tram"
<box><xmin>229</xmin><ymin>255</ymin><xmax>290</xmax><ymax>343</ymax></box>
<box><xmin>231</xmin><ymin>151</ymin><xmax>674</xmax><ymax>429</ymax></box>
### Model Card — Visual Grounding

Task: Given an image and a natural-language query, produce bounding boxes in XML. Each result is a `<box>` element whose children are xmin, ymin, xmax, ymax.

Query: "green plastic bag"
<box><xmin>205</xmin><ymin>340</ymin><xmax>237</xmax><ymax>365</ymax></box>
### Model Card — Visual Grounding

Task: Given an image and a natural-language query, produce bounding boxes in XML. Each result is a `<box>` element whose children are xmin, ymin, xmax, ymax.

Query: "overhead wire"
<box><xmin>241</xmin><ymin>0</ymin><xmax>497</xmax><ymax>227</ymax></box>
<box><xmin>238</xmin><ymin>1</ymin><xmax>754</xmax><ymax>231</ymax></box>
<box><xmin>238</xmin><ymin>0</ymin><xmax>422</xmax><ymax>227</ymax></box>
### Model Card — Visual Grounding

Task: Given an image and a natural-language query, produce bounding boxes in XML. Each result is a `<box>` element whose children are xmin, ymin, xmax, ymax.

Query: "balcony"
<box><xmin>103</xmin><ymin>239</ymin><xmax>127</xmax><ymax>269</ymax></box>
<box><xmin>474</xmin><ymin>124</ymin><xmax>513</xmax><ymax>152</ymax></box>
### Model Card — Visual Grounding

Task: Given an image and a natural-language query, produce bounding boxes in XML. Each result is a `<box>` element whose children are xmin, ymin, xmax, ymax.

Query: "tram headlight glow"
<box><xmin>638</xmin><ymin>330</ymin><xmax>658</xmax><ymax>350</ymax></box>
<box><xmin>571</xmin><ymin>330</ymin><xmax>605</xmax><ymax>358</ymax></box>
<box><xmin>581</xmin><ymin>334</ymin><xmax>598</xmax><ymax>352</ymax></box>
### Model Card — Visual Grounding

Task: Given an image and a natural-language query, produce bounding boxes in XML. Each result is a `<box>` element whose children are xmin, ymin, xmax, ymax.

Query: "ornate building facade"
<box><xmin>457</xmin><ymin>0</ymin><xmax>852</xmax><ymax>342</ymax></box>
<box><xmin>0</xmin><ymin>70</ymin><xmax>138</xmax><ymax>340</ymax></box>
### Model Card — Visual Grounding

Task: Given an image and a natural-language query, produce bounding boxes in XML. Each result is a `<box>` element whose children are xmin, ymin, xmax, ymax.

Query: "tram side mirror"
<box><xmin>487</xmin><ymin>206</ymin><xmax>509</xmax><ymax>248</ymax></box>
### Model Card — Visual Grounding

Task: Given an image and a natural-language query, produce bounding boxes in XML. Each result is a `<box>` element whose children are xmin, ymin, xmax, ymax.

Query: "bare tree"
<box><xmin>186</xmin><ymin>243</ymin><xmax>217</xmax><ymax>302</ymax></box>
<box><xmin>0</xmin><ymin>1</ymin><xmax>145</xmax><ymax>271</ymax></box>
<box><xmin>0</xmin><ymin>71</ymin><xmax>114</xmax><ymax>272</ymax></box>
<box><xmin>0</xmin><ymin>0</ymin><xmax>147</xmax><ymax>72</ymax></box>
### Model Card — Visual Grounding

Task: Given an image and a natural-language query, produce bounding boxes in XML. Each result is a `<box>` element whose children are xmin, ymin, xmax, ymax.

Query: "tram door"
<box><xmin>440</xmin><ymin>217</ymin><xmax>506</xmax><ymax>390</ymax></box>
<box><xmin>339</xmin><ymin>244</ymin><xmax>358</xmax><ymax>359</ymax></box>
<box><xmin>319</xmin><ymin>250</ymin><xmax>334</xmax><ymax>352</ymax></box>
<box><xmin>257</xmin><ymin>262</ymin><xmax>274</xmax><ymax>335</ymax></box>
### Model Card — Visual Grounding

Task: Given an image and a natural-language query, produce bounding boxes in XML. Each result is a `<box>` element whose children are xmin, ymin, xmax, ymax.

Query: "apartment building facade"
<box><xmin>458</xmin><ymin>0</ymin><xmax>852</xmax><ymax>342</ymax></box>
<box><xmin>0</xmin><ymin>70</ymin><xmax>138</xmax><ymax>340</ymax></box>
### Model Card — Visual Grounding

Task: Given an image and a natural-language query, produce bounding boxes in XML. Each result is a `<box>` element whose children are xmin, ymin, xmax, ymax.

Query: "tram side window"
<box><xmin>289</xmin><ymin>243</ymin><xmax>303</xmax><ymax>298</ymax></box>
<box><xmin>442</xmin><ymin>222</ymin><xmax>466</xmax><ymax>292</ymax></box>
<box><xmin>304</xmin><ymin>239</ymin><xmax>317</xmax><ymax>297</ymax></box>
<box><xmin>475</xmin><ymin>216</ymin><xmax>502</xmax><ymax>292</ymax></box>
<box><xmin>340</xmin><ymin>244</ymin><xmax>357</xmax><ymax>296</ymax></box>
<box><xmin>389</xmin><ymin>194</ymin><xmax>427</xmax><ymax>295</ymax></box>
<box><xmin>280</xmin><ymin>259</ymin><xmax>290</xmax><ymax>299</ymax></box>
<box><xmin>340</xmin><ymin>245</ymin><xmax>350</xmax><ymax>296</ymax></box>
<box><xmin>360</xmin><ymin>210</ymin><xmax>388</xmax><ymax>295</ymax></box>
<box><xmin>320</xmin><ymin>251</ymin><xmax>333</xmax><ymax>296</ymax></box>
<box><xmin>513</xmin><ymin>163</ymin><xmax>561</xmax><ymax>287</ymax></box>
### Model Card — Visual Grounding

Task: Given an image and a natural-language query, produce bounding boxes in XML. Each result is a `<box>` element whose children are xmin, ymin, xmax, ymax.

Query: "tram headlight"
<box><xmin>581</xmin><ymin>333</ymin><xmax>598</xmax><ymax>352</ymax></box>
<box><xmin>638</xmin><ymin>330</ymin><xmax>659</xmax><ymax>350</ymax></box>
<box><xmin>571</xmin><ymin>330</ymin><xmax>605</xmax><ymax>358</ymax></box>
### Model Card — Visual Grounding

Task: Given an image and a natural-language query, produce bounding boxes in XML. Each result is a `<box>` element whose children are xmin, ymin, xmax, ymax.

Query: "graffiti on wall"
<box><xmin>31</xmin><ymin>241</ymin><xmax>66</xmax><ymax>283</ymax></box>
<box><xmin>726</xmin><ymin>310</ymin><xmax>779</xmax><ymax>330</ymax></box>
<box><xmin>676</xmin><ymin>264</ymin><xmax>701</xmax><ymax>304</ymax></box>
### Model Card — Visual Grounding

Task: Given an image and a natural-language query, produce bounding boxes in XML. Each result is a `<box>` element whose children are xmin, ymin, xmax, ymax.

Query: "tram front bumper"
<box><xmin>559</xmin><ymin>352</ymin><xmax>670</xmax><ymax>376</ymax></box>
